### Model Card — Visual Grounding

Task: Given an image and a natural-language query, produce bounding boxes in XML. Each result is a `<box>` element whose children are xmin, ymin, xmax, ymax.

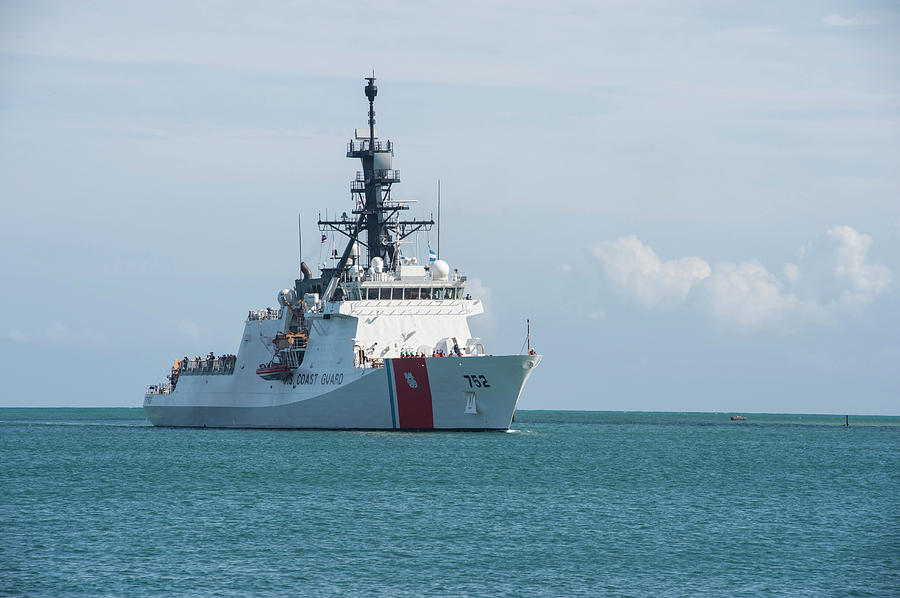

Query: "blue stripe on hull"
<box><xmin>385</xmin><ymin>360</ymin><xmax>398</xmax><ymax>429</ymax></box>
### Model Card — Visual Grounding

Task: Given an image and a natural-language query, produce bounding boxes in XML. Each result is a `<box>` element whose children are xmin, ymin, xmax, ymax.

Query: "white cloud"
<box><xmin>590</xmin><ymin>226</ymin><xmax>891</xmax><ymax>331</ymax></box>
<box><xmin>825</xmin><ymin>225</ymin><xmax>891</xmax><ymax>296</ymax></box>
<box><xmin>590</xmin><ymin>236</ymin><xmax>710</xmax><ymax>309</ymax></box>
<box><xmin>783</xmin><ymin>262</ymin><xmax>800</xmax><ymax>283</ymax></box>
<box><xmin>786</xmin><ymin>226</ymin><xmax>892</xmax><ymax>316</ymax></box>
<box><xmin>823</xmin><ymin>14</ymin><xmax>880</xmax><ymax>27</ymax></box>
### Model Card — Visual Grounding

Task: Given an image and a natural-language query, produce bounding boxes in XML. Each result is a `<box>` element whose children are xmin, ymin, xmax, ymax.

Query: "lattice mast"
<box><xmin>318</xmin><ymin>76</ymin><xmax>433</xmax><ymax>300</ymax></box>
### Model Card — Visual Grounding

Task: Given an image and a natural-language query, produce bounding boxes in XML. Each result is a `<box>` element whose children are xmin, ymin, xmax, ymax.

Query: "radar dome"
<box><xmin>432</xmin><ymin>260</ymin><xmax>450</xmax><ymax>280</ymax></box>
<box><xmin>371</xmin><ymin>257</ymin><xmax>384</xmax><ymax>273</ymax></box>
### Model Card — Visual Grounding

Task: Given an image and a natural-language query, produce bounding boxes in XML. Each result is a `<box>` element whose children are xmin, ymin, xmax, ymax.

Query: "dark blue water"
<box><xmin>1</xmin><ymin>409</ymin><xmax>898</xmax><ymax>596</ymax></box>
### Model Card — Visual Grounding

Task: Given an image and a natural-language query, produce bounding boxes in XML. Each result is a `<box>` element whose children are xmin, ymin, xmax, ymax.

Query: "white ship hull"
<box><xmin>144</xmin><ymin>355</ymin><xmax>540</xmax><ymax>430</ymax></box>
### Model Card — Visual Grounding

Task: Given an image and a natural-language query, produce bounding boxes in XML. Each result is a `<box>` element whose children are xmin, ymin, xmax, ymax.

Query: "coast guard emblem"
<box><xmin>404</xmin><ymin>372</ymin><xmax>418</xmax><ymax>389</ymax></box>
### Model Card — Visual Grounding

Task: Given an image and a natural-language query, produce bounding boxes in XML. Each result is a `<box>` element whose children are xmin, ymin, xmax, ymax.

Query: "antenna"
<box><xmin>365</xmin><ymin>74</ymin><xmax>377</xmax><ymax>146</ymax></box>
<box><xmin>297</xmin><ymin>211</ymin><xmax>302</xmax><ymax>277</ymax></box>
<box><xmin>519</xmin><ymin>319</ymin><xmax>533</xmax><ymax>355</ymax></box>
<box><xmin>437</xmin><ymin>179</ymin><xmax>441</xmax><ymax>260</ymax></box>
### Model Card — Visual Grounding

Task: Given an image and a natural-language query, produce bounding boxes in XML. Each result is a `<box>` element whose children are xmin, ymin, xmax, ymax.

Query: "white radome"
<box><xmin>432</xmin><ymin>260</ymin><xmax>450</xmax><ymax>280</ymax></box>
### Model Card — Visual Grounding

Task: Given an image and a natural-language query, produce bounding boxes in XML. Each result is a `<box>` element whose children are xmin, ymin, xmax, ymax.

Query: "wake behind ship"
<box><xmin>143</xmin><ymin>77</ymin><xmax>541</xmax><ymax>430</ymax></box>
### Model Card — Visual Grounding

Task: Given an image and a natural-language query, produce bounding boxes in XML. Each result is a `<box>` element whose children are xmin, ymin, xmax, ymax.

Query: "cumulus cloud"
<box><xmin>590</xmin><ymin>236</ymin><xmax>710</xmax><ymax>309</ymax></box>
<box><xmin>823</xmin><ymin>14</ymin><xmax>879</xmax><ymax>27</ymax></box>
<box><xmin>590</xmin><ymin>226</ymin><xmax>891</xmax><ymax>331</ymax></box>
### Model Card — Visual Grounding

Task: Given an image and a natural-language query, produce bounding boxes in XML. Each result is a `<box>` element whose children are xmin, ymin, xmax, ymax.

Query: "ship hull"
<box><xmin>144</xmin><ymin>355</ymin><xmax>540</xmax><ymax>430</ymax></box>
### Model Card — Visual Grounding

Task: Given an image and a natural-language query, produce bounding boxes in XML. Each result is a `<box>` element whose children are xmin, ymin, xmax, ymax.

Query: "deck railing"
<box><xmin>179</xmin><ymin>357</ymin><xmax>236</xmax><ymax>376</ymax></box>
<box><xmin>145</xmin><ymin>384</ymin><xmax>173</xmax><ymax>395</ymax></box>
<box><xmin>354</xmin><ymin>169</ymin><xmax>400</xmax><ymax>182</ymax></box>
<box><xmin>347</xmin><ymin>140</ymin><xmax>392</xmax><ymax>153</ymax></box>
<box><xmin>247</xmin><ymin>308</ymin><xmax>282</xmax><ymax>321</ymax></box>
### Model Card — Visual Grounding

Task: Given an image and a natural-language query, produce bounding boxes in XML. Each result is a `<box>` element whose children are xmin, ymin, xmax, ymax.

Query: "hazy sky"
<box><xmin>2</xmin><ymin>1</ymin><xmax>898</xmax><ymax>413</ymax></box>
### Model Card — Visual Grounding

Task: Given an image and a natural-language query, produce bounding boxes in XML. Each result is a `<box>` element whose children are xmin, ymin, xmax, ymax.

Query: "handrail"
<box><xmin>347</xmin><ymin>140</ymin><xmax>392</xmax><ymax>153</ymax></box>
<box><xmin>354</xmin><ymin>169</ymin><xmax>400</xmax><ymax>182</ymax></box>
<box><xmin>375</xmin><ymin>169</ymin><xmax>400</xmax><ymax>180</ymax></box>
<box><xmin>247</xmin><ymin>308</ymin><xmax>282</xmax><ymax>321</ymax></box>
<box><xmin>178</xmin><ymin>356</ymin><xmax>237</xmax><ymax>376</ymax></box>
<box><xmin>273</xmin><ymin>331</ymin><xmax>308</xmax><ymax>350</ymax></box>
<box><xmin>146</xmin><ymin>384</ymin><xmax>173</xmax><ymax>395</ymax></box>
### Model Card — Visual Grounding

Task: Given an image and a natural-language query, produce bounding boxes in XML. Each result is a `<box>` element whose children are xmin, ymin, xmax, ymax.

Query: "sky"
<box><xmin>1</xmin><ymin>1</ymin><xmax>898</xmax><ymax>413</ymax></box>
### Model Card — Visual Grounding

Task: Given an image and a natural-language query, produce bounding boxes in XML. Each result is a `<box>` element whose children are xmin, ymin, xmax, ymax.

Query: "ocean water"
<box><xmin>1</xmin><ymin>409</ymin><xmax>897</xmax><ymax>597</ymax></box>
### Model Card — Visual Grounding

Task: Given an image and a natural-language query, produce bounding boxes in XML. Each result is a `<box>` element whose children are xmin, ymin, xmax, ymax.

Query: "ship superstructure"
<box><xmin>143</xmin><ymin>77</ymin><xmax>540</xmax><ymax>430</ymax></box>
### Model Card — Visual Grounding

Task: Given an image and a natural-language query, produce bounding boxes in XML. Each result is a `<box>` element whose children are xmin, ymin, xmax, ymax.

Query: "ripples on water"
<box><xmin>1</xmin><ymin>409</ymin><xmax>898</xmax><ymax>597</ymax></box>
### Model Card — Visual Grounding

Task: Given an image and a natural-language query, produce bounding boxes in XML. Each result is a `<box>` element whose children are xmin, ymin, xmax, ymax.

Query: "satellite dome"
<box><xmin>432</xmin><ymin>260</ymin><xmax>450</xmax><ymax>280</ymax></box>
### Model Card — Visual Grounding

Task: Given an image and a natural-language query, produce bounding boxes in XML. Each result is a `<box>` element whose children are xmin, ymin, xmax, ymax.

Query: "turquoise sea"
<box><xmin>1</xmin><ymin>409</ymin><xmax>898</xmax><ymax>597</ymax></box>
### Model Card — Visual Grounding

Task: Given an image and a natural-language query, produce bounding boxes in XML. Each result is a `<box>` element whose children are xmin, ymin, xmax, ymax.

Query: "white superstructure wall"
<box><xmin>336</xmin><ymin>298</ymin><xmax>484</xmax><ymax>359</ymax></box>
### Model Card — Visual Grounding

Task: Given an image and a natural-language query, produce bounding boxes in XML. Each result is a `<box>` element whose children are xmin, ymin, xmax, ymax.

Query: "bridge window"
<box><xmin>436</xmin><ymin>287</ymin><xmax>463</xmax><ymax>299</ymax></box>
<box><xmin>361</xmin><ymin>286</ymin><xmax>463</xmax><ymax>300</ymax></box>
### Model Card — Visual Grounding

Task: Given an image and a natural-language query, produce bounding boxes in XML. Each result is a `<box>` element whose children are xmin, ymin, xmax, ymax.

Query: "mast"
<box><xmin>361</xmin><ymin>75</ymin><xmax>389</xmax><ymax>266</ymax></box>
<box><xmin>367</xmin><ymin>75</ymin><xmax>376</xmax><ymax>149</ymax></box>
<box><xmin>437</xmin><ymin>179</ymin><xmax>441</xmax><ymax>260</ymax></box>
<box><xmin>318</xmin><ymin>76</ymin><xmax>434</xmax><ymax>301</ymax></box>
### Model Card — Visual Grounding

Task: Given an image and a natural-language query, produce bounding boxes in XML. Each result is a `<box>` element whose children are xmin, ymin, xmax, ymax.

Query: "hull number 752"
<box><xmin>463</xmin><ymin>375</ymin><xmax>490</xmax><ymax>388</ymax></box>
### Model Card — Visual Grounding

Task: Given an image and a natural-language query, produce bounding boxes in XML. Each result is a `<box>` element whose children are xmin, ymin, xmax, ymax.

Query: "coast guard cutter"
<box><xmin>143</xmin><ymin>77</ymin><xmax>541</xmax><ymax>429</ymax></box>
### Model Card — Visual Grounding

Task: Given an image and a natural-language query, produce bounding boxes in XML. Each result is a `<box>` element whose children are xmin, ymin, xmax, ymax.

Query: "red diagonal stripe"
<box><xmin>391</xmin><ymin>358</ymin><xmax>434</xmax><ymax>429</ymax></box>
